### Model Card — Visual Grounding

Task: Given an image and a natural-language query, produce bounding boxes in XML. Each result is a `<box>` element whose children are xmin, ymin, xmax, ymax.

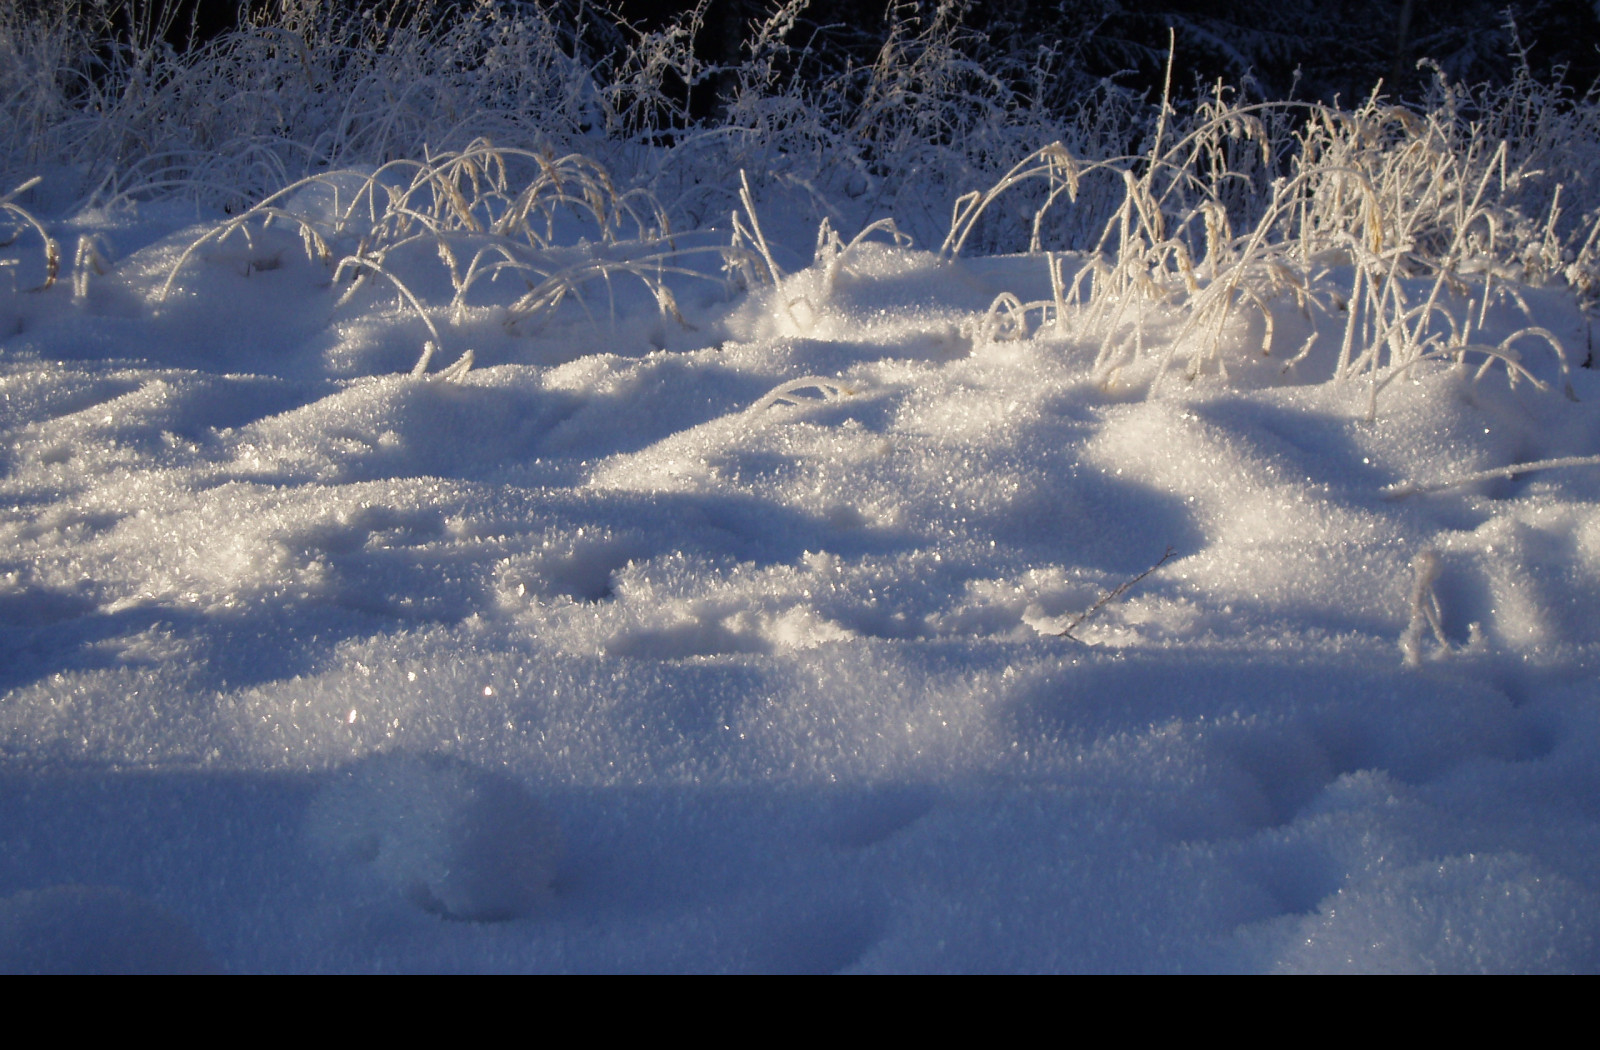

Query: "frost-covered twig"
<box><xmin>431</xmin><ymin>348</ymin><xmax>475</xmax><ymax>383</ymax></box>
<box><xmin>1399</xmin><ymin>548</ymin><xmax>1449</xmax><ymax>667</ymax></box>
<box><xmin>747</xmin><ymin>376</ymin><xmax>857</xmax><ymax>414</ymax></box>
<box><xmin>1382</xmin><ymin>454</ymin><xmax>1600</xmax><ymax>499</ymax></box>
<box><xmin>72</xmin><ymin>233</ymin><xmax>110</xmax><ymax>300</ymax></box>
<box><xmin>0</xmin><ymin>177</ymin><xmax>59</xmax><ymax>291</ymax></box>
<box><xmin>735</xmin><ymin>170</ymin><xmax>783</xmax><ymax>286</ymax></box>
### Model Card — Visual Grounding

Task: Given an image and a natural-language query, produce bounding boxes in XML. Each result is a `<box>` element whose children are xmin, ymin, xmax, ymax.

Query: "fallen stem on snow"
<box><xmin>1382</xmin><ymin>454</ymin><xmax>1600</xmax><ymax>499</ymax></box>
<box><xmin>1058</xmin><ymin>546</ymin><xmax>1178</xmax><ymax>640</ymax></box>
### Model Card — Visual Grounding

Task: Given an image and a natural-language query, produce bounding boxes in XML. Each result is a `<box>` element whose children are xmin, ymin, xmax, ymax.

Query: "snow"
<box><xmin>4</xmin><ymin>169</ymin><xmax>1600</xmax><ymax>972</ymax></box>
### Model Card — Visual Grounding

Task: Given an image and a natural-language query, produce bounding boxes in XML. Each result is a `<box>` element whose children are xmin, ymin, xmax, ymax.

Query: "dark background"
<box><xmin>39</xmin><ymin>0</ymin><xmax>1600</xmax><ymax>108</ymax></box>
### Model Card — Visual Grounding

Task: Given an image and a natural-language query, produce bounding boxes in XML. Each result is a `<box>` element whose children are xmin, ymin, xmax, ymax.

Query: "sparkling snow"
<box><xmin>3</xmin><ymin>186</ymin><xmax>1600</xmax><ymax>973</ymax></box>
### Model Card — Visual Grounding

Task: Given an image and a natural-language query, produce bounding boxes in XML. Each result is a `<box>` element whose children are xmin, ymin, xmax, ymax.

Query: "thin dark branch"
<box><xmin>1058</xmin><ymin>545</ymin><xmax>1177</xmax><ymax>639</ymax></box>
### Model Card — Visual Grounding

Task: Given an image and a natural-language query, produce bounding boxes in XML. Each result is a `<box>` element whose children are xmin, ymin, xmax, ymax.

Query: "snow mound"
<box><xmin>1275</xmin><ymin>852</ymin><xmax>1600</xmax><ymax>974</ymax></box>
<box><xmin>0</xmin><ymin>885</ymin><xmax>219</xmax><ymax>974</ymax></box>
<box><xmin>307</xmin><ymin>752</ymin><xmax>563</xmax><ymax>922</ymax></box>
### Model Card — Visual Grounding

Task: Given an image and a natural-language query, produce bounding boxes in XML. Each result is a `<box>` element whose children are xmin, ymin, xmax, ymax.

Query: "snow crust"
<box><xmin>4</xmin><ymin>193</ymin><xmax>1600</xmax><ymax>972</ymax></box>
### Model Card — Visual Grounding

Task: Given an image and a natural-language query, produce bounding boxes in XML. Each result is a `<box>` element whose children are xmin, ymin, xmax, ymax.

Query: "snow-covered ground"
<box><xmin>3</xmin><ymin>156</ymin><xmax>1600</xmax><ymax>972</ymax></box>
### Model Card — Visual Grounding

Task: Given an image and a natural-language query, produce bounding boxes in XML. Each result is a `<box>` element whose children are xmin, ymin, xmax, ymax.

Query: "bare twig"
<box><xmin>1057</xmin><ymin>546</ymin><xmax>1177</xmax><ymax>640</ymax></box>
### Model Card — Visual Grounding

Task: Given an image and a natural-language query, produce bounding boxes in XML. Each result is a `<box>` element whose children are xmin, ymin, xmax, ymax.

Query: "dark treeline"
<box><xmin>24</xmin><ymin>0</ymin><xmax>1600</xmax><ymax>111</ymax></box>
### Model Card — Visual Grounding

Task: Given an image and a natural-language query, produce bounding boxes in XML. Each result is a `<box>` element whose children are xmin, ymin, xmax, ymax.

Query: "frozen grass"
<box><xmin>1</xmin><ymin>1</ymin><xmax>600</xmax><ymax>210</ymax></box>
<box><xmin>940</xmin><ymin>73</ymin><xmax>1599</xmax><ymax>407</ymax></box>
<box><xmin>154</xmin><ymin>140</ymin><xmax>716</xmax><ymax>370</ymax></box>
<box><xmin>0</xmin><ymin>1</ymin><xmax>1136</xmax><ymax>241</ymax></box>
<box><xmin>0</xmin><ymin>176</ymin><xmax>59</xmax><ymax>291</ymax></box>
<box><xmin>3</xmin><ymin>4</ymin><xmax>1595</xmax><ymax>403</ymax></box>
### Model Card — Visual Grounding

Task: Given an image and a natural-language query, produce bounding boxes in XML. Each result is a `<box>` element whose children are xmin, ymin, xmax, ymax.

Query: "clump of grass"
<box><xmin>949</xmin><ymin>57</ymin><xmax>1599</xmax><ymax>412</ymax></box>
<box><xmin>159</xmin><ymin>140</ymin><xmax>738</xmax><ymax>372</ymax></box>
